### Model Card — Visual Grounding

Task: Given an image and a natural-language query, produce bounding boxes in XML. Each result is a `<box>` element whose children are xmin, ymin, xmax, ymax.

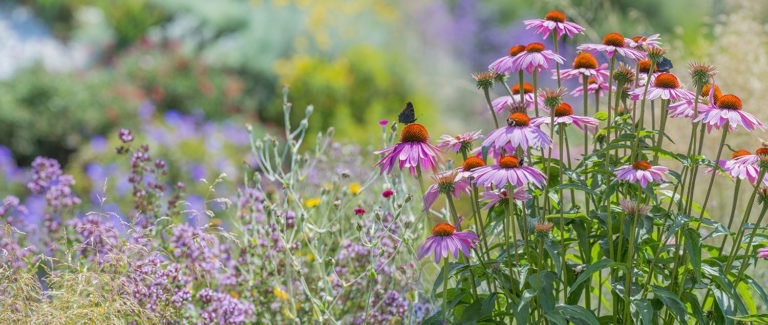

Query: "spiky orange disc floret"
<box><xmin>507</xmin><ymin>112</ymin><xmax>531</xmax><ymax>126</ymax></box>
<box><xmin>554</xmin><ymin>103</ymin><xmax>574</xmax><ymax>117</ymax></box>
<box><xmin>400</xmin><ymin>124</ymin><xmax>429</xmax><ymax>143</ymax></box>
<box><xmin>509</xmin><ymin>45</ymin><xmax>526</xmax><ymax>57</ymax></box>
<box><xmin>498</xmin><ymin>156</ymin><xmax>521</xmax><ymax>168</ymax></box>
<box><xmin>572</xmin><ymin>52</ymin><xmax>598</xmax><ymax>69</ymax></box>
<box><xmin>587</xmin><ymin>77</ymin><xmax>598</xmax><ymax>84</ymax></box>
<box><xmin>653</xmin><ymin>73</ymin><xmax>680</xmax><ymax>89</ymax></box>
<box><xmin>631</xmin><ymin>35</ymin><xmax>647</xmax><ymax>43</ymax></box>
<box><xmin>756</xmin><ymin>148</ymin><xmax>768</xmax><ymax>156</ymax></box>
<box><xmin>702</xmin><ymin>84</ymin><xmax>722</xmax><ymax>102</ymax></box>
<box><xmin>535</xmin><ymin>222</ymin><xmax>554</xmax><ymax>233</ymax></box>
<box><xmin>432</xmin><ymin>223</ymin><xmax>455</xmax><ymax>236</ymax></box>
<box><xmin>732</xmin><ymin>149</ymin><xmax>752</xmax><ymax>159</ymax></box>
<box><xmin>632</xmin><ymin>161</ymin><xmax>652</xmax><ymax>170</ymax></box>
<box><xmin>511</xmin><ymin>83</ymin><xmax>534</xmax><ymax>94</ymax></box>
<box><xmin>462</xmin><ymin>157</ymin><xmax>486</xmax><ymax>171</ymax></box>
<box><xmin>717</xmin><ymin>94</ymin><xmax>742</xmax><ymax>110</ymax></box>
<box><xmin>545</xmin><ymin>10</ymin><xmax>566</xmax><ymax>22</ymax></box>
<box><xmin>525</xmin><ymin>42</ymin><xmax>546</xmax><ymax>53</ymax></box>
<box><xmin>602</xmin><ymin>32</ymin><xmax>625</xmax><ymax>47</ymax></box>
<box><xmin>638</xmin><ymin>59</ymin><xmax>657</xmax><ymax>73</ymax></box>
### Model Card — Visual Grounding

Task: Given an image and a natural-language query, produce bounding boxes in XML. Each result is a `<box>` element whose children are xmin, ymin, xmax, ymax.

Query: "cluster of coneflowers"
<box><xmin>375</xmin><ymin>9</ymin><xmax>768</xmax><ymax>324</ymax></box>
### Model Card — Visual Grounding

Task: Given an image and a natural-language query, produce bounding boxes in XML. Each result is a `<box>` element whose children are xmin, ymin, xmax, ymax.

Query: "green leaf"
<box><xmin>682</xmin><ymin>291</ymin><xmax>707</xmax><ymax>325</ymax></box>
<box><xmin>713</xmin><ymin>287</ymin><xmax>736</xmax><ymax>325</ymax></box>
<box><xmin>634</xmin><ymin>299</ymin><xmax>654</xmax><ymax>325</ymax></box>
<box><xmin>568</xmin><ymin>259</ymin><xmax>617</xmax><ymax>301</ymax></box>
<box><xmin>683</xmin><ymin>228</ymin><xmax>702</xmax><ymax>280</ymax></box>
<box><xmin>728</xmin><ymin>314</ymin><xmax>768</xmax><ymax>323</ymax></box>
<box><xmin>515</xmin><ymin>289</ymin><xmax>536</xmax><ymax>325</ymax></box>
<box><xmin>456</xmin><ymin>293</ymin><xmax>497</xmax><ymax>324</ymax></box>
<box><xmin>556</xmin><ymin>304</ymin><xmax>600</xmax><ymax>325</ymax></box>
<box><xmin>594</xmin><ymin>111</ymin><xmax>608</xmax><ymax>121</ymax></box>
<box><xmin>652</xmin><ymin>286</ymin><xmax>687</xmax><ymax>323</ymax></box>
<box><xmin>544</xmin><ymin>239</ymin><xmax>563</xmax><ymax>276</ymax></box>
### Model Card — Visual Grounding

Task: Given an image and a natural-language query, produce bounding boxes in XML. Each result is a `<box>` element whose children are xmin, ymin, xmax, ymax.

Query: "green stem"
<box><xmin>483</xmin><ymin>87</ymin><xmax>500</xmax><ymax>129</ymax></box>
<box><xmin>653</xmin><ymin>100</ymin><xmax>670</xmax><ymax>164</ymax></box>
<box><xmin>443</xmin><ymin>257</ymin><xmax>450</xmax><ymax>323</ymax></box>
<box><xmin>624</xmin><ymin>209</ymin><xmax>641</xmax><ymax>324</ymax></box>
<box><xmin>698</xmin><ymin>124</ymin><xmax>730</xmax><ymax>222</ymax></box>
<box><xmin>733</xmin><ymin>203</ymin><xmax>768</xmax><ymax>288</ymax></box>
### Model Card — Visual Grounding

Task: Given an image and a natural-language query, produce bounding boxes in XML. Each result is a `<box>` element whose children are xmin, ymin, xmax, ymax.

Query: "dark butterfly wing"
<box><xmin>656</xmin><ymin>57</ymin><xmax>673</xmax><ymax>72</ymax></box>
<box><xmin>398</xmin><ymin>102</ymin><xmax>417</xmax><ymax>124</ymax></box>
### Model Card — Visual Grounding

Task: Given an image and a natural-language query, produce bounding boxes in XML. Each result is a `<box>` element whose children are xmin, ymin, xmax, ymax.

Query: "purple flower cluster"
<box><xmin>125</xmin><ymin>254</ymin><xmax>193</xmax><ymax>315</ymax></box>
<box><xmin>27</xmin><ymin>157</ymin><xmax>81</xmax><ymax>210</ymax></box>
<box><xmin>196</xmin><ymin>288</ymin><xmax>255</xmax><ymax>324</ymax></box>
<box><xmin>67</xmin><ymin>214</ymin><xmax>119</xmax><ymax>263</ymax></box>
<box><xmin>169</xmin><ymin>224</ymin><xmax>224</xmax><ymax>275</ymax></box>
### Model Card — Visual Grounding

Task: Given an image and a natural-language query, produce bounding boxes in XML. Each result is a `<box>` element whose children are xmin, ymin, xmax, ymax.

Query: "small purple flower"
<box><xmin>578</xmin><ymin>32</ymin><xmax>646</xmax><ymax>61</ymax></box>
<box><xmin>509</xmin><ymin>42</ymin><xmax>565</xmax><ymax>74</ymax></box>
<box><xmin>436</xmin><ymin>130</ymin><xmax>483</xmax><ymax>154</ymax></box>
<box><xmin>758</xmin><ymin>247</ymin><xmax>768</xmax><ymax>258</ymax></box>
<box><xmin>119</xmin><ymin>128</ymin><xmax>134</xmax><ymax>143</ymax></box>
<box><xmin>479</xmin><ymin>187</ymin><xmax>532</xmax><ymax>209</ymax></box>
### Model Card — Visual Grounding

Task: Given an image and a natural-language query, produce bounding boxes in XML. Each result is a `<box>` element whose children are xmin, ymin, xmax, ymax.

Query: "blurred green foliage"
<box><xmin>20</xmin><ymin>0</ymin><xmax>169</xmax><ymax>50</ymax></box>
<box><xmin>274</xmin><ymin>46</ymin><xmax>435</xmax><ymax>146</ymax></box>
<box><xmin>0</xmin><ymin>65</ymin><xmax>132</xmax><ymax>166</ymax></box>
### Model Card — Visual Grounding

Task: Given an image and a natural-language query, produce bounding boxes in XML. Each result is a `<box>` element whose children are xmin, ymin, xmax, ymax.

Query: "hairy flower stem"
<box><xmin>557</xmin><ymin>127</ymin><xmax>568</xmax><ymax>299</ymax></box>
<box><xmin>553</xmin><ymin>34</ymin><xmax>562</xmax><ymax>88</ymax></box>
<box><xmin>605</xmin><ymin>57</ymin><xmax>616</xmax><ymax>146</ymax></box>
<box><xmin>583</xmin><ymin>76</ymin><xmax>590</xmax><ymax>156</ymax></box>
<box><xmin>443</xmin><ymin>258</ymin><xmax>449</xmax><ymax>323</ymax></box>
<box><xmin>697</xmin><ymin>123</ymin><xmax>729</xmax><ymax>222</ymax></box>
<box><xmin>725</xmin><ymin>168</ymin><xmax>767</xmax><ymax>271</ymax></box>
<box><xmin>624</xmin><ymin>209</ymin><xmax>641</xmax><ymax>323</ymax></box>
<box><xmin>482</xmin><ymin>88</ymin><xmax>500</xmax><ymax>129</ymax></box>
<box><xmin>733</xmin><ymin>203</ymin><xmax>768</xmax><ymax>288</ymax></box>
<box><xmin>717</xmin><ymin>179</ymin><xmax>743</xmax><ymax>251</ymax></box>
<box><xmin>653</xmin><ymin>100</ymin><xmax>670</xmax><ymax>164</ymax></box>
<box><xmin>632</xmin><ymin>62</ymin><xmax>656</xmax><ymax>161</ymax></box>
<box><xmin>687</xmin><ymin>122</ymin><xmax>709</xmax><ymax>216</ymax></box>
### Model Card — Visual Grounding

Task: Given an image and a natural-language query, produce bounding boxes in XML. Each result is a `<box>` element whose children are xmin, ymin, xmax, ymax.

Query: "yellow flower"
<box><xmin>304</xmin><ymin>197</ymin><xmax>321</xmax><ymax>208</ymax></box>
<box><xmin>274</xmin><ymin>286</ymin><xmax>290</xmax><ymax>301</ymax></box>
<box><xmin>348</xmin><ymin>183</ymin><xmax>362</xmax><ymax>195</ymax></box>
<box><xmin>229</xmin><ymin>291</ymin><xmax>240</xmax><ymax>299</ymax></box>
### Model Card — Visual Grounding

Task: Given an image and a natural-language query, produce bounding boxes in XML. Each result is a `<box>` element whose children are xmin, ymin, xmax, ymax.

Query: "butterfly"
<box><xmin>398</xmin><ymin>102</ymin><xmax>417</xmax><ymax>124</ymax></box>
<box><xmin>656</xmin><ymin>56</ymin><xmax>673</xmax><ymax>72</ymax></box>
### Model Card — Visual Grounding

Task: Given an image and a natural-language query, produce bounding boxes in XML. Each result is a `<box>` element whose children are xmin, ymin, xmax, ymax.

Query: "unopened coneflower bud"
<box><xmin>472</xmin><ymin>71</ymin><xmax>496</xmax><ymax>90</ymax></box>
<box><xmin>493</xmin><ymin>71</ymin><xmax>507</xmax><ymax>83</ymax></box>
<box><xmin>613</xmin><ymin>63</ymin><xmax>635</xmax><ymax>85</ymax></box>
<box><xmin>333</xmin><ymin>200</ymin><xmax>341</xmax><ymax>208</ymax></box>
<box><xmin>689</xmin><ymin>62</ymin><xmax>717</xmax><ymax>90</ymax></box>
<box><xmin>540</xmin><ymin>88</ymin><xmax>565</xmax><ymax>109</ymax></box>
<box><xmin>534</xmin><ymin>221</ymin><xmax>554</xmax><ymax>233</ymax></box>
<box><xmin>404</xmin><ymin>194</ymin><xmax>413</xmax><ymax>203</ymax></box>
<box><xmin>646</xmin><ymin>47</ymin><xmax>665</xmax><ymax>64</ymax></box>
<box><xmin>760</xmin><ymin>185</ymin><xmax>768</xmax><ymax>198</ymax></box>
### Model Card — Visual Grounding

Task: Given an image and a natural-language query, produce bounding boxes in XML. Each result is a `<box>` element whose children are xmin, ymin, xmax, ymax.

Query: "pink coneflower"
<box><xmin>559</xmin><ymin>52</ymin><xmax>610</xmax><ymax>82</ymax></box>
<box><xmin>489</xmin><ymin>45</ymin><xmax>526</xmax><ymax>75</ymax></box>
<box><xmin>694</xmin><ymin>91</ymin><xmax>765</xmax><ymax>133</ymax></box>
<box><xmin>570</xmin><ymin>77</ymin><xmax>611</xmax><ymax>97</ymax></box>
<box><xmin>482</xmin><ymin>112</ymin><xmax>551</xmax><ymax>156</ymax></box>
<box><xmin>375</xmin><ymin>123</ymin><xmax>441</xmax><ymax>175</ymax></box>
<box><xmin>629</xmin><ymin>72</ymin><xmax>694</xmax><ymax>101</ymax></box>
<box><xmin>667</xmin><ymin>84</ymin><xmax>722</xmax><ymax>119</ymax></box>
<box><xmin>721</xmin><ymin>150</ymin><xmax>761</xmax><ymax>184</ymax></box>
<box><xmin>758</xmin><ymin>247</ymin><xmax>768</xmax><ymax>258</ymax></box>
<box><xmin>523</xmin><ymin>10</ymin><xmax>585</xmax><ymax>39</ymax></box>
<box><xmin>423</xmin><ymin>169</ymin><xmax>472</xmax><ymax>211</ymax></box>
<box><xmin>417</xmin><ymin>220</ymin><xmax>479</xmax><ymax>264</ymax></box>
<box><xmin>479</xmin><ymin>187</ymin><xmax>532</xmax><ymax>209</ymax></box>
<box><xmin>510</xmin><ymin>42</ymin><xmax>565</xmax><ymax>74</ymax></box>
<box><xmin>577</xmin><ymin>32</ymin><xmax>646</xmax><ymax>61</ymax></box>
<box><xmin>472</xmin><ymin>156</ymin><xmax>547</xmax><ymax>189</ymax></box>
<box><xmin>619</xmin><ymin>199</ymin><xmax>651</xmax><ymax>216</ymax></box>
<box><xmin>531</xmin><ymin>103</ymin><xmax>600</xmax><ymax>133</ymax></box>
<box><xmin>625</xmin><ymin>34</ymin><xmax>662</xmax><ymax>50</ymax></box>
<box><xmin>614</xmin><ymin>161</ymin><xmax>668</xmax><ymax>188</ymax></box>
<box><xmin>437</xmin><ymin>131</ymin><xmax>483</xmax><ymax>154</ymax></box>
